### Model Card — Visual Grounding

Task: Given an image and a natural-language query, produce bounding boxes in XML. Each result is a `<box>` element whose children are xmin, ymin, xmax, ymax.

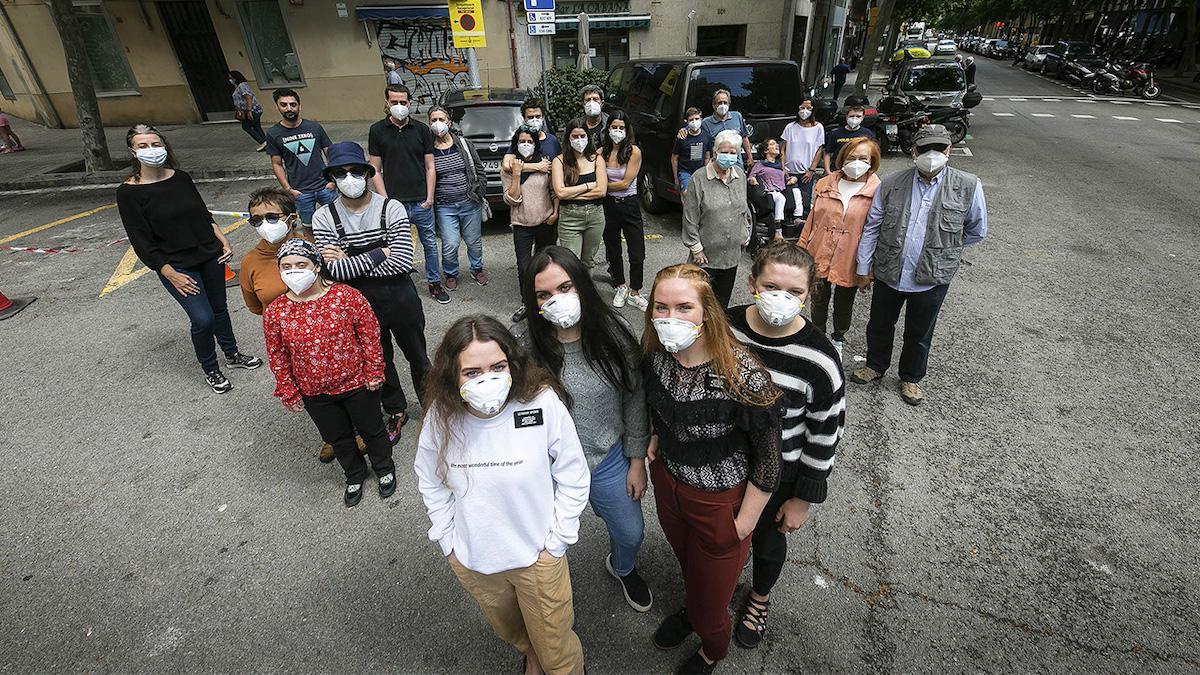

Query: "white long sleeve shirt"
<box><xmin>413</xmin><ymin>387</ymin><xmax>591</xmax><ymax>575</ymax></box>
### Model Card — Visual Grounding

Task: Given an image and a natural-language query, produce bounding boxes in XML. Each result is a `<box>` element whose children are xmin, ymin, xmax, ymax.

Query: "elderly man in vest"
<box><xmin>850</xmin><ymin>124</ymin><xmax>988</xmax><ymax>405</ymax></box>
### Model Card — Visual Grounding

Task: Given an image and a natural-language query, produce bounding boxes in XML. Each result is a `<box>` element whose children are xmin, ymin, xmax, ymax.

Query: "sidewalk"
<box><xmin>0</xmin><ymin>117</ymin><xmax>376</xmax><ymax>190</ymax></box>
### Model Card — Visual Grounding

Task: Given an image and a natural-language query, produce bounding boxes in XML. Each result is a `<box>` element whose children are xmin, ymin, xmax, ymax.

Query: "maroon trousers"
<box><xmin>651</xmin><ymin>459</ymin><xmax>751</xmax><ymax>661</ymax></box>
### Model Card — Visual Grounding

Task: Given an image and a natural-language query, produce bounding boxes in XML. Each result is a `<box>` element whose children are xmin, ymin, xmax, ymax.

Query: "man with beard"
<box><xmin>265</xmin><ymin>89</ymin><xmax>337</xmax><ymax>225</ymax></box>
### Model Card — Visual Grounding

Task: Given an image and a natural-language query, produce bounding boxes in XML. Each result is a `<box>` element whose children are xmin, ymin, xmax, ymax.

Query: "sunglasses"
<box><xmin>328</xmin><ymin>168</ymin><xmax>367</xmax><ymax>180</ymax></box>
<box><xmin>248</xmin><ymin>213</ymin><xmax>291</xmax><ymax>227</ymax></box>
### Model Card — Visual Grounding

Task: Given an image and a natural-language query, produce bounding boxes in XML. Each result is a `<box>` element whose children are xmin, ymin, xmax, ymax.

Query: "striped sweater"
<box><xmin>311</xmin><ymin>194</ymin><xmax>414</xmax><ymax>280</ymax></box>
<box><xmin>726</xmin><ymin>306</ymin><xmax>845</xmax><ymax>503</ymax></box>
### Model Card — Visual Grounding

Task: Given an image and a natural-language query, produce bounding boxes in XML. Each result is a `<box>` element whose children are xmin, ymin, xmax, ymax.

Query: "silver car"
<box><xmin>1023</xmin><ymin>45</ymin><xmax>1053</xmax><ymax>70</ymax></box>
<box><xmin>889</xmin><ymin>60</ymin><xmax>968</xmax><ymax>107</ymax></box>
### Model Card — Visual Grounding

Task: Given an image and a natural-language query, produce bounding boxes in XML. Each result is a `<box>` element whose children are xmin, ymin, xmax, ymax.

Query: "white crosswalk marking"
<box><xmin>1155</xmin><ymin>118</ymin><xmax>1184</xmax><ymax>123</ymax></box>
<box><xmin>982</xmin><ymin>97</ymin><xmax>995</xmax><ymax>101</ymax></box>
<box><xmin>1071</xmin><ymin>114</ymin><xmax>1097</xmax><ymax>119</ymax></box>
<box><xmin>1009</xmin><ymin>97</ymin><xmax>1028</xmax><ymax>101</ymax></box>
<box><xmin>1113</xmin><ymin>116</ymin><xmax>1140</xmax><ymax>121</ymax></box>
<box><xmin>1042</xmin><ymin>98</ymin><xmax>1060</xmax><ymax>102</ymax></box>
<box><xmin>1111</xmin><ymin>101</ymin><xmax>1133</xmax><ymax>105</ymax></box>
<box><xmin>1145</xmin><ymin>102</ymin><xmax>1168</xmax><ymax>107</ymax></box>
<box><xmin>992</xmin><ymin>112</ymin><xmax>1015</xmax><ymax>117</ymax></box>
<box><xmin>1031</xmin><ymin>113</ymin><xmax>1055</xmax><ymax>117</ymax></box>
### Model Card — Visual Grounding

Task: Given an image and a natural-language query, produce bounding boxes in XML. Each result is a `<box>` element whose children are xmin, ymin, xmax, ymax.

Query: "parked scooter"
<box><xmin>1091</xmin><ymin>62</ymin><xmax>1161</xmax><ymax>99</ymax></box>
<box><xmin>875</xmin><ymin>87</ymin><xmax>979</xmax><ymax>154</ymax></box>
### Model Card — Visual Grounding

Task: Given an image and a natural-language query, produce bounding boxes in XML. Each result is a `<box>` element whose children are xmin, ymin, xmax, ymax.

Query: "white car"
<box><xmin>1022</xmin><ymin>45</ymin><xmax>1053</xmax><ymax>70</ymax></box>
<box><xmin>936</xmin><ymin>40</ymin><xmax>957</xmax><ymax>55</ymax></box>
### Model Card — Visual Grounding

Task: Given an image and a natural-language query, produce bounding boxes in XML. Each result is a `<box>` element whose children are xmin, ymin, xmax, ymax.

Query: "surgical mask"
<box><xmin>539</xmin><ymin>292</ymin><xmax>581</xmax><ymax>328</ymax></box>
<box><xmin>716</xmin><ymin>152</ymin><xmax>739</xmax><ymax>169</ymax></box>
<box><xmin>282</xmin><ymin>110</ymin><xmax>298</xmax><ymax>121</ymax></box>
<box><xmin>687</xmin><ymin>119</ymin><xmax>702</xmax><ymax>132</ymax></box>
<box><xmin>525</xmin><ymin>117</ymin><xmax>544</xmax><ymax>132</ymax></box>
<box><xmin>257</xmin><ymin>217</ymin><xmax>291</xmax><ymax>244</ymax></box>
<box><xmin>608</xmin><ymin>128</ymin><xmax>626</xmax><ymax>144</ymax></box>
<box><xmin>570</xmin><ymin>137</ymin><xmax>589</xmax><ymax>153</ymax></box>
<box><xmin>653</xmin><ymin>318</ymin><xmax>702</xmax><ymax>353</ymax></box>
<box><xmin>797</xmin><ymin>109</ymin><xmax>812</xmax><ymax>120</ymax></box>
<box><xmin>583</xmin><ymin>101</ymin><xmax>602</xmax><ymax>117</ymax></box>
<box><xmin>335</xmin><ymin>173</ymin><xmax>367</xmax><ymax>199</ymax></box>
<box><xmin>915</xmin><ymin>150</ymin><xmax>948</xmax><ymax>174</ymax></box>
<box><xmin>389</xmin><ymin>103</ymin><xmax>410</xmax><ymax>120</ymax></box>
<box><xmin>754</xmin><ymin>291</ymin><xmax>803</xmax><ymax>327</ymax></box>
<box><xmin>842</xmin><ymin>159</ymin><xmax>871</xmax><ymax>180</ymax></box>
<box><xmin>431</xmin><ymin>120</ymin><xmax>449</xmax><ymax>136</ymax></box>
<box><xmin>460</xmin><ymin>372</ymin><xmax>512</xmax><ymax>417</ymax></box>
<box><xmin>135</xmin><ymin>147</ymin><xmax>169</xmax><ymax>167</ymax></box>
<box><xmin>517</xmin><ymin>142</ymin><xmax>536</xmax><ymax>158</ymax></box>
<box><xmin>715</xmin><ymin>103</ymin><xmax>730</xmax><ymax>116</ymax></box>
<box><xmin>846</xmin><ymin>116</ymin><xmax>864</xmax><ymax>129</ymax></box>
<box><xmin>281</xmin><ymin>268</ymin><xmax>317</xmax><ymax>295</ymax></box>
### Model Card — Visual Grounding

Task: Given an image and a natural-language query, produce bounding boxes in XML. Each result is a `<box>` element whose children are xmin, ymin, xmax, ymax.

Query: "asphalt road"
<box><xmin>2</xmin><ymin>55</ymin><xmax>1199</xmax><ymax>673</ymax></box>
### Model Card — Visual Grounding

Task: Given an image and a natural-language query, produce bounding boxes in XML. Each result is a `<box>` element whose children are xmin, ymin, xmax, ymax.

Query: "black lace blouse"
<box><xmin>644</xmin><ymin>348</ymin><xmax>782</xmax><ymax>492</ymax></box>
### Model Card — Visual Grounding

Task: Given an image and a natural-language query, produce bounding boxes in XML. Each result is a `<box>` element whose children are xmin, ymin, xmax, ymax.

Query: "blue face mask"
<box><xmin>716</xmin><ymin>152</ymin><xmax>739</xmax><ymax>169</ymax></box>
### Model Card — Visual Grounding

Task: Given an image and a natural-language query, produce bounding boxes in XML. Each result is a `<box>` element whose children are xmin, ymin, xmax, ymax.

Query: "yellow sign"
<box><xmin>449</xmin><ymin>0</ymin><xmax>487</xmax><ymax>48</ymax></box>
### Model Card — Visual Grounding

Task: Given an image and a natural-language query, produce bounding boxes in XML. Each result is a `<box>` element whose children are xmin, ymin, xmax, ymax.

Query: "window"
<box><xmin>236</xmin><ymin>0</ymin><xmax>303</xmax><ymax>87</ymax></box>
<box><xmin>902</xmin><ymin>67</ymin><xmax>966</xmax><ymax>92</ymax></box>
<box><xmin>687</xmin><ymin>64</ymin><xmax>801</xmax><ymax>116</ymax></box>
<box><xmin>449</xmin><ymin>105</ymin><xmax>524</xmax><ymax>141</ymax></box>
<box><xmin>616</xmin><ymin>63</ymin><xmax>679</xmax><ymax>118</ymax></box>
<box><xmin>552</xmin><ymin>29</ymin><xmax>629</xmax><ymax>73</ymax></box>
<box><xmin>73</xmin><ymin>2</ymin><xmax>138</xmax><ymax>95</ymax></box>
<box><xmin>0</xmin><ymin>65</ymin><xmax>15</xmax><ymax>101</ymax></box>
<box><xmin>696</xmin><ymin>25</ymin><xmax>746</xmax><ymax>57</ymax></box>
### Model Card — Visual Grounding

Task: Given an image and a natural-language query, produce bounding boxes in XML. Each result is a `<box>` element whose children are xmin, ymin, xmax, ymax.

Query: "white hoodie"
<box><xmin>414</xmin><ymin>387</ymin><xmax>591</xmax><ymax>575</ymax></box>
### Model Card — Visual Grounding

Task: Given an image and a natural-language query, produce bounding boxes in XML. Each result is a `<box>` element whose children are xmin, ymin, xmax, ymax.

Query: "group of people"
<box><xmin>115</xmin><ymin>75</ymin><xmax>987</xmax><ymax>673</ymax></box>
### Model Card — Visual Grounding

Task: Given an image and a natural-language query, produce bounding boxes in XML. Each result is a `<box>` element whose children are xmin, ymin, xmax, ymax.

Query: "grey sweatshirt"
<box><xmin>559</xmin><ymin>338</ymin><xmax>649</xmax><ymax>470</ymax></box>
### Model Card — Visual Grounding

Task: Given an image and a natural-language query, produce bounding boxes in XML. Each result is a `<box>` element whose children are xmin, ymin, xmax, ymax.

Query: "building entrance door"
<box><xmin>159</xmin><ymin>1</ymin><xmax>233</xmax><ymax>121</ymax></box>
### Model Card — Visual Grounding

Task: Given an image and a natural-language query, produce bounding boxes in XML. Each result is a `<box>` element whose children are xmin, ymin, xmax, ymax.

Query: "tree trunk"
<box><xmin>1181</xmin><ymin>0</ymin><xmax>1198</xmax><ymax>72</ymax></box>
<box><xmin>47</xmin><ymin>0</ymin><xmax>113</xmax><ymax>172</ymax></box>
<box><xmin>852</xmin><ymin>0</ymin><xmax>897</xmax><ymax>98</ymax></box>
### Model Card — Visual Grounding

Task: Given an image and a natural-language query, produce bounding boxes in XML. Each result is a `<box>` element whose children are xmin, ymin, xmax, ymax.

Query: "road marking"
<box><xmin>982</xmin><ymin>97</ymin><xmax>995</xmax><ymax>101</ymax></box>
<box><xmin>1008</xmin><ymin>97</ymin><xmax>1028</xmax><ymax>101</ymax></box>
<box><xmin>1041</xmin><ymin>98</ymin><xmax>1061</xmax><ymax>102</ymax></box>
<box><xmin>991</xmin><ymin>112</ymin><xmax>1015</xmax><ymax>117</ymax></box>
<box><xmin>1145</xmin><ymin>102</ymin><xmax>1168</xmax><ymax>107</ymax></box>
<box><xmin>1071</xmin><ymin>114</ymin><xmax>1096</xmax><ymax>119</ymax></box>
<box><xmin>956</xmin><ymin>147</ymin><xmax>974</xmax><ymax>157</ymax></box>
<box><xmin>0</xmin><ymin>204</ymin><xmax>116</xmax><ymax>245</ymax></box>
<box><xmin>1111</xmin><ymin>101</ymin><xmax>1133</xmax><ymax>105</ymax></box>
<box><xmin>1112</xmin><ymin>116</ymin><xmax>1140</xmax><ymax>121</ymax></box>
<box><xmin>100</xmin><ymin>216</ymin><xmax>247</xmax><ymax>298</ymax></box>
<box><xmin>1076</xmin><ymin>99</ymin><xmax>1096</xmax><ymax>103</ymax></box>
<box><xmin>1031</xmin><ymin>113</ymin><xmax>1055</xmax><ymax>117</ymax></box>
<box><xmin>1156</xmin><ymin>118</ymin><xmax>1184</xmax><ymax>123</ymax></box>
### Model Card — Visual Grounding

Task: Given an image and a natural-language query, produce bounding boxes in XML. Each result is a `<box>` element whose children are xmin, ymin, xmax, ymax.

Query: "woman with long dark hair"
<box><xmin>520</xmin><ymin>246</ymin><xmax>653</xmax><ymax>612</ymax></box>
<box><xmin>503</xmin><ymin>125</ymin><xmax>558</xmax><ymax>322</ymax></box>
<box><xmin>600</xmin><ymin>110</ymin><xmax>648</xmax><ymax>310</ymax></box>
<box><xmin>116</xmin><ymin>124</ymin><xmax>262</xmax><ymax>393</ymax></box>
<box><xmin>228</xmin><ymin>70</ymin><xmax>266</xmax><ymax>151</ymax></box>
<box><xmin>551</xmin><ymin>117</ymin><xmax>606</xmax><ymax>267</ymax></box>
<box><xmin>414</xmin><ymin>315</ymin><xmax>590</xmax><ymax>675</ymax></box>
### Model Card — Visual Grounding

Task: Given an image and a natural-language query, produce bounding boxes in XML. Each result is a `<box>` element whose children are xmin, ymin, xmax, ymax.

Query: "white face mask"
<box><xmin>569</xmin><ymin>137</ymin><xmax>589</xmax><ymax>154</ymax></box>
<box><xmin>431</xmin><ymin>120</ymin><xmax>449</xmax><ymax>136</ymax></box>
<box><xmin>335</xmin><ymin>173</ymin><xmax>367</xmax><ymax>199</ymax></box>
<box><xmin>583</xmin><ymin>101</ymin><xmax>602</xmax><ymax>117</ymax></box>
<box><xmin>281</xmin><ymin>268</ymin><xmax>317</xmax><ymax>295</ymax></box>
<box><xmin>135</xmin><ymin>147</ymin><xmax>169</xmax><ymax>167</ymax></box>
<box><xmin>539</xmin><ymin>292</ymin><xmax>582</xmax><ymax>328</ymax></box>
<box><xmin>389</xmin><ymin>103</ymin><xmax>410</xmax><ymax>121</ymax></box>
<box><xmin>460</xmin><ymin>372</ymin><xmax>513</xmax><ymax>417</ymax></box>
<box><xmin>525</xmin><ymin>117</ymin><xmax>544</xmax><ymax>132</ymax></box>
<box><xmin>846</xmin><ymin>116</ymin><xmax>864</xmax><ymax>129</ymax></box>
<box><xmin>915</xmin><ymin>150</ymin><xmax>948</xmax><ymax>174</ymax></box>
<box><xmin>842</xmin><ymin>159</ymin><xmax>871</xmax><ymax>180</ymax></box>
<box><xmin>653</xmin><ymin>318</ymin><xmax>702</xmax><ymax>353</ymax></box>
<box><xmin>257</xmin><ymin>217</ymin><xmax>290</xmax><ymax>244</ymax></box>
<box><xmin>797</xmin><ymin>109</ymin><xmax>813</xmax><ymax>120</ymax></box>
<box><xmin>755</xmin><ymin>290</ymin><xmax>803</xmax><ymax>327</ymax></box>
<box><xmin>517</xmin><ymin>142</ymin><xmax>536</xmax><ymax>158</ymax></box>
<box><xmin>687</xmin><ymin>119</ymin><xmax>702</xmax><ymax>132</ymax></box>
<box><xmin>715</xmin><ymin>103</ymin><xmax>730</xmax><ymax>117</ymax></box>
<box><xmin>608</xmin><ymin>128</ymin><xmax>626</xmax><ymax>144</ymax></box>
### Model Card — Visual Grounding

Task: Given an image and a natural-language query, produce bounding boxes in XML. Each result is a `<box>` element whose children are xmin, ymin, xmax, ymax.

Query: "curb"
<box><xmin>0</xmin><ymin>168</ymin><xmax>271</xmax><ymax>191</ymax></box>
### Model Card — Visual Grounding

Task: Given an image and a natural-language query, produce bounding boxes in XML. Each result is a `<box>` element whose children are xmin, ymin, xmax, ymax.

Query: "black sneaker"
<box><xmin>428</xmin><ymin>283</ymin><xmax>451</xmax><ymax>304</ymax></box>
<box><xmin>386</xmin><ymin>412</ymin><xmax>408</xmax><ymax>445</ymax></box>
<box><xmin>378</xmin><ymin>472</ymin><xmax>396</xmax><ymax>499</ymax></box>
<box><xmin>227</xmin><ymin>353</ymin><xmax>263</xmax><ymax>370</ymax></box>
<box><xmin>510</xmin><ymin>304</ymin><xmax>527</xmax><ymax>323</ymax></box>
<box><xmin>653</xmin><ymin>608</ymin><xmax>693</xmax><ymax>650</ymax></box>
<box><xmin>676</xmin><ymin>649</ymin><xmax>717</xmax><ymax>675</ymax></box>
<box><xmin>205</xmin><ymin>370</ymin><xmax>233</xmax><ymax>394</ymax></box>
<box><xmin>607</xmin><ymin>554</ymin><xmax>653</xmax><ymax>612</ymax></box>
<box><xmin>344</xmin><ymin>483</ymin><xmax>363</xmax><ymax>508</ymax></box>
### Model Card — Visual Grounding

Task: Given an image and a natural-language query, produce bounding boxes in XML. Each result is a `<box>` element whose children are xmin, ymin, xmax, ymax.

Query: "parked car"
<box><xmin>1040</xmin><ymin>41</ymin><xmax>1100</xmax><ymax>78</ymax></box>
<box><xmin>438</xmin><ymin>87</ymin><xmax>527</xmax><ymax>210</ymax></box>
<box><xmin>604</xmin><ymin>57</ymin><xmax>805</xmax><ymax>214</ymax></box>
<box><xmin>936</xmin><ymin>39</ymin><xmax>958</xmax><ymax>55</ymax></box>
<box><xmin>1022</xmin><ymin>45</ymin><xmax>1054</xmax><ymax>70</ymax></box>
<box><xmin>885</xmin><ymin>58</ymin><xmax>968</xmax><ymax>108</ymax></box>
<box><xmin>980</xmin><ymin>39</ymin><xmax>998</xmax><ymax>55</ymax></box>
<box><xmin>988</xmin><ymin>39</ymin><xmax>1015</xmax><ymax>59</ymax></box>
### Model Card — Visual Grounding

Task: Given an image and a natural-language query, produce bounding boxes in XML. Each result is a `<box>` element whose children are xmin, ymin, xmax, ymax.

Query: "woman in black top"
<box><xmin>642</xmin><ymin>263</ymin><xmax>782</xmax><ymax>674</ymax></box>
<box><xmin>116</xmin><ymin>124</ymin><xmax>262</xmax><ymax>393</ymax></box>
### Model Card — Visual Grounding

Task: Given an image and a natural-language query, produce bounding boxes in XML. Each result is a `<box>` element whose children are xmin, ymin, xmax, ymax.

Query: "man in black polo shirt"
<box><xmin>822</xmin><ymin>104</ymin><xmax>876</xmax><ymax>172</ymax></box>
<box><xmin>368</xmin><ymin>84</ymin><xmax>447</xmax><ymax>303</ymax></box>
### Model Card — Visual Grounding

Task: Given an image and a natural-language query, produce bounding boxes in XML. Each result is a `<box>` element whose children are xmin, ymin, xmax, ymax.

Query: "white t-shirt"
<box><xmin>414</xmin><ymin>387</ymin><xmax>591</xmax><ymax>575</ymax></box>
<box><xmin>838</xmin><ymin>178</ymin><xmax>865</xmax><ymax>213</ymax></box>
<box><xmin>781</xmin><ymin>122</ymin><xmax>826</xmax><ymax>174</ymax></box>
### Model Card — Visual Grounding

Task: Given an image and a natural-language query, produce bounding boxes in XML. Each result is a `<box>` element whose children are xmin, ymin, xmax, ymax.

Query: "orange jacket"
<box><xmin>798</xmin><ymin>171</ymin><xmax>881</xmax><ymax>288</ymax></box>
<box><xmin>239</xmin><ymin>230</ymin><xmax>314</xmax><ymax>316</ymax></box>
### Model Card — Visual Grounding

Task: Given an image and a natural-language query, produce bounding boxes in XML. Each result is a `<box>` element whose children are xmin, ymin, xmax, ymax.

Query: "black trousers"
<box><xmin>602</xmin><ymin>195</ymin><xmax>646</xmax><ymax>290</ymax></box>
<box><xmin>811</xmin><ymin>277</ymin><xmax>858</xmax><ymax>341</ymax></box>
<box><xmin>513</xmin><ymin>222</ymin><xmax>557</xmax><ymax>293</ymax></box>
<box><xmin>750</xmin><ymin>480</ymin><xmax>796</xmax><ymax>596</ymax></box>
<box><xmin>747</xmin><ymin>183</ymin><xmax>798</xmax><ymax>226</ymax></box>
<box><xmin>703</xmin><ymin>266</ymin><xmax>739</xmax><ymax>309</ymax></box>
<box><xmin>350</xmin><ymin>275</ymin><xmax>431</xmax><ymax>414</ymax></box>
<box><xmin>303</xmin><ymin>387</ymin><xmax>395</xmax><ymax>484</ymax></box>
<box><xmin>865</xmin><ymin>282</ymin><xmax>950</xmax><ymax>384</ymax></box>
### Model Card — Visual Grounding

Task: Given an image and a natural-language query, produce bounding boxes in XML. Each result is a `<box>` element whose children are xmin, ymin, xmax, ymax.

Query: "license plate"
<box><xmin>483</xmin><ymin>160</ymin><xmax>501</xmax><ymax>172</ymax></box>
<box><xmin>885</xmin><ymin>124</ymin><xmax>899</xmax><ymax>135</ymax></box>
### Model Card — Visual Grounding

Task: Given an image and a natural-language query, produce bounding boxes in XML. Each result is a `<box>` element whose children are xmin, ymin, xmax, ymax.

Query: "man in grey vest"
<box><xmin>849</xmin><ymin>125</ymin><xmax>988</xmax><ymax>405</ymax></box>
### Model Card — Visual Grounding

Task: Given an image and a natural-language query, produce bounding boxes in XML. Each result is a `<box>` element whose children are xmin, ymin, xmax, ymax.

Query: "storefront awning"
<box><xmin>554</xmin><ymin>13</ymin><xmax>651</xmax><ymax>30</ymax></box>
<box><xmin>355</xmin><ymin>5</ymin><xmax>450</xmax><ymax>21</ymax></box>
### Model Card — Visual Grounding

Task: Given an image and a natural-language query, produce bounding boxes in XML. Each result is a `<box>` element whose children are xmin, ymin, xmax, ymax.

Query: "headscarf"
<box><xmin>276</xmin><ymin>238</ymin><xmax>321</xmax><ymax>268</ymax></box>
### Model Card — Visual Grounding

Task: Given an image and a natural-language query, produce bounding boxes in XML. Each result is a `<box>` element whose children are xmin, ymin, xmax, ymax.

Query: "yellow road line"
<box><xmin>100</xmin><ymin>217</ymin><xmax>247</xmax><ymax>298</ymax></box>
<box><xmin>0</xmin><ymin>204</ymin><xmax>116</xmax><ymax>245</ymax></box>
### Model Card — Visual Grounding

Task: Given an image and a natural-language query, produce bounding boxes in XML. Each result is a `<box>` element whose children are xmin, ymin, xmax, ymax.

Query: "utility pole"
<box><xmin>853</xmin><ymin>0</ymin><xmax>897</xmax><ymax>98</ymax></box>
<box><xmin>47</xmin><ymin>0</ymin><xmax>113</xmax><ymax>172</ymax></box>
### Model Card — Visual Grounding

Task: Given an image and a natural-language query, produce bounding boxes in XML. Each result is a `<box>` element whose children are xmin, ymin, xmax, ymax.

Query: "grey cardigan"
<box><xmin>681</xmin><ymin>162</ymin><xmax>751</xmax><ymax>270</ymax></box>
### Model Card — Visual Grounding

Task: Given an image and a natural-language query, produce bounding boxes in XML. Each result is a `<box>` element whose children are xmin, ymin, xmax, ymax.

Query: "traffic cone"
<box><xmin>224</xmin><ymin>264</ymin><xmax>239</xmax><ymax>288</ymax></box>
<box><xmin>0</xmin><ymin>289</ymin><xmax>36</xmax><ymax>321</ymax></box>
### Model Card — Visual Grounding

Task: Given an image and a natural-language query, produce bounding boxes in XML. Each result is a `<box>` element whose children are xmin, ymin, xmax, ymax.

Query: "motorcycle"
<box><xmin>875</xmin><ymin>94</ymin><xmax>974</xmax><ymax>154</ymax></box>
<box><xmin>1091</xmin><ymin>62</ymin><xmax>1161</xmax><ymax>99</ymax></box>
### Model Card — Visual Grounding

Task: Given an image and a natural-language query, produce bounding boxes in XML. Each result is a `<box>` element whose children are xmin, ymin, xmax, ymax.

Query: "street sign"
<box><xmin>528</xmin><ymin>22</ymin><xmax>556</xmax><ymax>36</ymax></box>
<box><xmin>523</xmin><ymin>0</ymin><xmax>555</xmax><ymax>11</ymax></box>
<box><xmin>449</xmin><ymin>0</ymin><xmax>487</xmax><ymax>48</ymax></box>
<box><xmin>527</xmin><ymin>10</ymin><xmax>555</xmax><ymax>23</ymax></box>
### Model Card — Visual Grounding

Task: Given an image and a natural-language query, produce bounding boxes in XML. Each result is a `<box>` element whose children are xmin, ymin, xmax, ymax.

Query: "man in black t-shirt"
<box><xmin>672</xmin><ymin>107</ymin><xmax>711</xmax><ymax>194</ymax></box>
<box><xmin>822</xmin><ymin>105</ymin><xmax>876</xmax><ymax>172</ymax></box>
<box><xmin>264</xmin><ymin>89</ymin><xmax>335</xmax><ymax>225</ymax></box>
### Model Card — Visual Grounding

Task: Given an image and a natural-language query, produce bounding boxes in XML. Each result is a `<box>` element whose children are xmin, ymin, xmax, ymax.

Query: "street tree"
<box><xmin>47</xmin><ymin>0</ymin><xmax>113</xmax><ymax>172</ymax></box>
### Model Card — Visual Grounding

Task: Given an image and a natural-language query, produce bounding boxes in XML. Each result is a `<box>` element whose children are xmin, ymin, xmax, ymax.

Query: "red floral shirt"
<box><xmin>263</xmin><ymin>284</ymin><xmax>384</xmax><ymax>407</ymax></box>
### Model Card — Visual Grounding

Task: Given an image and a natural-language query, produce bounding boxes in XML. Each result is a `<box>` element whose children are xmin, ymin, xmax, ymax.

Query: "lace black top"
<box><xmin>644</xmin><ymin>348</ymin><xmax>783</xmax><ymax>492</ymax></box>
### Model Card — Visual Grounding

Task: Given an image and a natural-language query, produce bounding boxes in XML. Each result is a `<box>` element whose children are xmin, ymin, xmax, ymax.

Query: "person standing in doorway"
<box><xmin>384</xmin><ymin>59</ymin><xmax>403</xmax><ymax>86</ymax></box>
<box><xmin>265</xmin><ymin>89</ymin><xmax>337</xmax><ymax>226</ymax></box>
<box><xmin>681</xmin><ymin>130</ymin><xmax>752</xmax><ymax>308</ymax></box>
<box><xmin>312</xmin><ymin>141</ymin><xmax>430</xmax><ymax>443</ymax></box>
<box><xmin>429</xmin><ymin>105</ymin><xmax>489</xmax><ymax>292</ymax></box>
<box><xmin>821</xmin><ymin>104</ymin><xmax>875</xmax><ymax>173</ymax></box>
<box><xmin>229</xmin><ymin>70</ymin><xmax>266</xmax><ymax>151</ymax></box>
<box><xmin>368</xmin><ymin>85</ymin><xmax>445</xmax><ymax>303</ymax></box>
<box><xmin>504</xmin><ymin>127</ymin><xmax>559</xmax><ymax>324</ymax></box>
<box><xmin>780</xmin><ymin>98</ymin><xmax>825</xmax><ymax>220</ymax></box>
<box><xmin>830</xmin><ymin>58</ymin><xmax>852</xmax><ymax>101</ymax></box>
<box><xmin>676</xmin><ymin>90</ymin><xmax>754</xmax><ymax>170</ymax></box>
<box><xmin>552</xmin><ymin>118</ymin><xmax>607</xmax><ymax>268</ymax></box>
<box><xmin>672</xmin><ymin>107</ymin><xmax>711</xmax><ymax>195</ymax></box>
<box><xmin>851</xmin><ymin>125</ymin><xmax>987</xmax><ymax>405</ymax></box>
<box><xmin>116</xmin><ymin>124</ymin><xmax>262</xmax><ymax>394</ymax></box>
<box><xmin>580</xmin><ymin>84</ymin><xmax>609</xmax><ymax>148</ymax></box>
<box><xmin>601</xmin><ymin>111</ymin><xmax>648</xmax><ymax>311</ymax></box>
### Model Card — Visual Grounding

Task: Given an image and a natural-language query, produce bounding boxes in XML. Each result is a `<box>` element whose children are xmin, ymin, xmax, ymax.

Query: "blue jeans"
<box><xmin>435</xmin><ymin>198</ymin><xmax>483</xmax><ymax>278</ymax></box>
<box><xmin>403</xmin><ymin>201</ymin><xmax>440</xmax><ymax>285</ymax></box>
<box><xmin>158</xmin><ymin>255</ymin><xmax>240</xmax><ymax>373</ymax></box>
<box><xmin>589</xmin><ymin>441</ymin><xmax>645</xmax><ymax>576</ymax></box>
<box><xmin>240</xmin><ymin>110</ymin><xmax>266</xmax><ymax>144</ymax></box>
<box><xmin>295</xmin><ymin>187</ymin><xmax>338</xmax><ymax>225</ymax></box>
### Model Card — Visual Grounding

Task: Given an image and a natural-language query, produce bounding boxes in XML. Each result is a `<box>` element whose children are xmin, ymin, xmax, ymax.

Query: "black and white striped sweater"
<box><xmin>312</xmin><ymin>194</ymin><xmax>414</xmax><ymax>281</ymax></box>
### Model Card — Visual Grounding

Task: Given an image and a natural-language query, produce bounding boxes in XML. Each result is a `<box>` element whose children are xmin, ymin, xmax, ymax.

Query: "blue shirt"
<box><xmin>856</xmin><ymin>168</ymin><xmax>988</xmax><ymax>292</ymax></box>
<box><xmin>701</xmin><ymin>111</ymin><xmax>748</xmax><ymax>159</ymax></box>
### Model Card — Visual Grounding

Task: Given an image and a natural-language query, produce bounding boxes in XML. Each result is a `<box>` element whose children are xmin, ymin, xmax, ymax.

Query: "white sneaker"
<box><xmin>613</xmin><ymin>285</ymin><xmax>629</xmax><ymax>308</ymax></box>
<box><xmin>832</xmin><ymin>339</ymin><xmax>844</xmax><ymax>360</ymax></box>
<box><xmin>627</xmin><ymin>293</ymin><xmax>649</xmax><ymax>311</ymax></box>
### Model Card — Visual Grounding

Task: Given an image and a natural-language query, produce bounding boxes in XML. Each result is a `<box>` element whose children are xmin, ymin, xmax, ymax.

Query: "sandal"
<box><xmin>733</xmin><ymin>594</ymin><xmax>770</xmax><ymax>649</ymax></box>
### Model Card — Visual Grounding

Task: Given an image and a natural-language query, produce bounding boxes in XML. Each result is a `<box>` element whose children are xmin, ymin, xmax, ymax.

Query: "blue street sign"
<box><xmin>524</xmin><ymin>0</ymin><xmax>555</xmax><ymax>11</ymax></box>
